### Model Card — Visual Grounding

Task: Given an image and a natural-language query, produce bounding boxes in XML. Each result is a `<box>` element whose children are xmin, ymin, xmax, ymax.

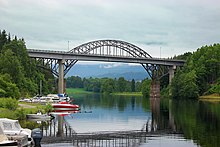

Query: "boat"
<box><xmin>0</xmin><ymin>125</ymin><xmax>19</xmax><ymax>147</ymax></box>
<box><xmin>49</xmin><ymin>110</ymin><xmax>79</xmax><ymax>116</ymax></box>
<box><xmin>26</xmin><ymin>114</ymin><xmax>53</xmax><ymax>120</ymax></box>
<box><xmin>0</xmin><ymin>118</ymin><xmax>32</xmax><ymax>145</ymax></box>
<box><xmin>52</xmin><ymin>101</ymin><xmax>80</xmax><ymax>112</ymax></box>
<box><xmin>58</xmin><ymin>93</ymin><xmax>70</xmax><ymax>102</ymax></box>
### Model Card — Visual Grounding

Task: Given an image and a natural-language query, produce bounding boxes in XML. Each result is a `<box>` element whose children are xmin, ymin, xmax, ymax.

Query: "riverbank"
<box><xmin>112</xmin><ymin>92</ymin><xmax>142</xmax><ymax>96</ymax></box>
<box><xmin>66</xmin><ymin>88</ymin><xmax>93</xmax><ymax>94</ymax></box>
<box><xmin>0</xmin><ymin>100</ymin><xmax>50</xmax><ymax>119</ymax></box>
<box><xmin>199</xmin><ymin>94</ymin><xmax>220</xmax><ymax>102</ymax></box>
<box><xmin>66</xmin><ymin>88</ymin><xmax>143</xmax><ymax>96</ymax></box>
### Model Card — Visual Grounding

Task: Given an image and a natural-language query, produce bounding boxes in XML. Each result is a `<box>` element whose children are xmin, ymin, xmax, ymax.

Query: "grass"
<box><xmin>112</xmin><ymin>92</ymin><xmax>143</xmax><ymax>96</ymax></box>
<box><xmin>199</xmin><ymin>93</ymin><xmax>220</xmax><ymax>102</ymax></box>
<box><xmin>66</xmin><ymin>88</ymin><xmax>93</xmax><ymax>94</ymax></box>
<box><xmin>0</xmin><ymin>100</ymin><xmax>52</xmax><ymax>120</ymax></box>
<box><xmin>66</xmin><ymin>88</ymin><xmax>143</xmax><ymax>96</ymax></box>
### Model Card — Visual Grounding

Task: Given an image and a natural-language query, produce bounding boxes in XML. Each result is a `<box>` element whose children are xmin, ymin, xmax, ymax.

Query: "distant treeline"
<box><xmin>167</xmin><ymin>44</ymin><xmax>220</xmax><ymax>99</ymax></box>
<box><xmin>0</xmin><ymin>30</ymin><xmax>55</xmax><ymax>99</ymax></box>
<box><xmin>66</xmin><ymin>76</ymin><xmax>151</xmax><ymax>96</ymax></box>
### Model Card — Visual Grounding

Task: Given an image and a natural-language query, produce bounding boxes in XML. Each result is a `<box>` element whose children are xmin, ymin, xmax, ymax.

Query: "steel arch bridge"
<box><xmin>69</xmin><ymin>40</ymin><xmax>152</xmax><ymax>58</ymax></box>
<box><xmin>28</xmin><ymin>39</ymin><xmax>185</xmax><ymax>81</ymax></box>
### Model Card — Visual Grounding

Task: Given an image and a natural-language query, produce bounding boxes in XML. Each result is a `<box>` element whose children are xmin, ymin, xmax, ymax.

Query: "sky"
<box><xmin>0</xmin><ymin>0</ymin><xmax>220</xmax><ymax>60</ymax></box>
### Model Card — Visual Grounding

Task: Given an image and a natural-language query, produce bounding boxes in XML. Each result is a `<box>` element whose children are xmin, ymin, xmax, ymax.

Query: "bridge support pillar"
<box><xmin>58</xmin><ymin>59</ymin><xmax>65</xmax><ymax>94</ymax></box>
<box><xmin>150</xmin><ymin>80</ymin><xmax>160</xmax><ymax>98</ymax></box>
<box><xmin>168</xmin><ymin>65</ymin><xmax>176</xmax><ymax>84</ymax></box>
<box><xmin>57</xmin><ymin>115</ymin><xmax>64</xmax><ymax>137</ymax></box>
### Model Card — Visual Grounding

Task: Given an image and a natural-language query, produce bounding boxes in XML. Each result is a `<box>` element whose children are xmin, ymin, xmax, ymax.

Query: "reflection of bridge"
<box><xmin>40</xmin><ymin>98</ymin><xmax>177</xmax><ymax>146</ymax></box>
<box><xmin>27</xmin><ymin>40</ymin><xmax>185</xmax><ymax>94</ymax></box>
<box><xmin>41</xmin><ymin>116</ymin><xmax>176</xmax><ymax>147</ymax></box>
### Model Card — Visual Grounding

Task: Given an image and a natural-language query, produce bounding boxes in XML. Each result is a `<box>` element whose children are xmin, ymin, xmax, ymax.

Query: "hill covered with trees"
<box><xmin>170</xmin><ymin>44</ymin><xmax>220</xmax><ymax>99</ymax></box>
<box><xmin>0</xmin><ymin>30</ymin><xmax>55</xmax><ymax>99</ymax></box>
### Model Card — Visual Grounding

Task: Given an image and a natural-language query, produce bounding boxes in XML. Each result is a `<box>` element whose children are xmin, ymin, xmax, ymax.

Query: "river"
<box><xmin>23</xmin><ymin>93</ymin><xmax>220</xmax><ymax>147</ymax></box>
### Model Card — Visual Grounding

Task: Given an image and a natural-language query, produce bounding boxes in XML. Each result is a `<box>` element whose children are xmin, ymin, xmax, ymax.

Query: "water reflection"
<box><xmin>19</xmin><ymin>94</ymin><xmax>220</xmax><ymax>147</ymax></box>
<box><xmin>171</xmin><ymin>100</ymin><xmax>220</xmax><ymax>147</ymax></box>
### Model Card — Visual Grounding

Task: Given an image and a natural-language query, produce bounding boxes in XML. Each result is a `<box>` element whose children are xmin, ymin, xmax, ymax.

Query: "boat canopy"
<box><xmin>0</xmin><ymin>125</ymin><xmax>8</xmax><ymax>142</ymax></box>
<box><xmin>0</xmin><ymin>118</ymin><xmax>21</xmax><ymax>132</ymax></box>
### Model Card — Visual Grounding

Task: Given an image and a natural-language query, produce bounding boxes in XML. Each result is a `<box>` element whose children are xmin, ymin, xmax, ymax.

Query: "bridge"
<box><xmin>27</xmin><ymin>39</ymin><xmax>185</xmax><ymax>95</ymax></box>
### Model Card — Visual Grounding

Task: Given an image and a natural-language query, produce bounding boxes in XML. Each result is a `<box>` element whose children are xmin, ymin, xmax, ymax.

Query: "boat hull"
<box><xmin>26</xmin><ymin>114</ymin><xmax>52</xmax><ymax>120</ymax></box>
<box><xmin>52</xmin><ymin>104</ymin><xmax>79</xmax><ymax>112</ymax></box>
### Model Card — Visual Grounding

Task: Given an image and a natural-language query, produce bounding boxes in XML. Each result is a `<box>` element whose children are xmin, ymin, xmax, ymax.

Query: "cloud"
<box><xmin>101</xmin><ymin>63</ymin><xmax>124</xmax><ymax>69</ymax></box>
<box><xmin>0</xmin><ymin>0</ymin><xmax>220</xmax><ymax>58</ymax></box>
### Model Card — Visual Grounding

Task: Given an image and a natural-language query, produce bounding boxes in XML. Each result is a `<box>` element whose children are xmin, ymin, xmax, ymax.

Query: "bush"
<box><xmin>0</xmin><ymin>98</ymin><xmax>18</xmax><ymax>110</ymax></box>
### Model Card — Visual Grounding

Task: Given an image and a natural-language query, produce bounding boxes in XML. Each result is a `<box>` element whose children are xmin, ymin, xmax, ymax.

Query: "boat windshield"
<box><xmin>2</xmin><ymin>121</ymin><xmax>21</xmax><ymax>131</ymax></box>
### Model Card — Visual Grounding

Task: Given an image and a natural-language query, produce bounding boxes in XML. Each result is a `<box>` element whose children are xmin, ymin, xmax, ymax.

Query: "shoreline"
<box><xmin>199</xmin><ymin>94</ymin><xmax>220</xmax><ymax>102</ymax></box>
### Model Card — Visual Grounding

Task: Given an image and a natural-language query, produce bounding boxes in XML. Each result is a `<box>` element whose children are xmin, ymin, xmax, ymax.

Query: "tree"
<box><xmin>168</xmin><ymin>44</ymin><xmax>220</xmax><ymax>99</ymax></box>
<box><xmin>0</xmin><ymin>30</ymin><xmax>55</xmax><ymax>97</ymax></box>
<box><xmin>171</xmin><ymin>70</ymin><xmax>199</xmax><ymax>99</ymax></box>
<box><xmin>141</xmin><ymin>79</ymin><xmax>151</xmax><ymax>97</ymax></box>
<box><xmin>101</xmin><ymin>79</ymin><xmax>115</xmax><ymax>94</ymax></box>
<box><xmin>131</xmin><ymin>79</ymin><xmax>135</xmax><ymax>92</ymax></box>
<box><xmin>117</xmin><ymin>77</ymin><xmax>126</xmax><ymax>92</ymax></box>
<box><xmin>0</xmin><ymin>30</ymin><xmax>7</xmax><ymax>51</ymax></box>
<box><xmin>0</xmin><ymin>74</ymin><xmax>20</xmax><ymax>98</ymax></box>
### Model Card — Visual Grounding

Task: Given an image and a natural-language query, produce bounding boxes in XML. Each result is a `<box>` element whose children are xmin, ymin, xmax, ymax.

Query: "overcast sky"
<box><xmin>0</xmin><ymin>0</ymin><xmax>220</xmax><ymax>58</ymax></box>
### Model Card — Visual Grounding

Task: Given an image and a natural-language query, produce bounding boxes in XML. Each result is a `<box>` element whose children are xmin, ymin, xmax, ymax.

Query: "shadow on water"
<box><xmin>20</xmin><ymin>94</ymin><xmax>220</xmax><ymax>147</ymax></box>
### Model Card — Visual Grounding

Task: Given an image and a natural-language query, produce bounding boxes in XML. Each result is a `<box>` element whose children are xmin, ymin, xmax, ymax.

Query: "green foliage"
<box><xmin>0</xmin><ymin>108</ymin><xmax>17</xmax><ymax>119</ymax></box>
<box><xmin>141</xmin><ymin>79</ymin><xmax>151</xmax><ymax>97</ymax></box>
<box><xmin>44</xmin><ymin>103</ymin><xmax>53</xmax><ymax>113</ymax></box>
<box><xmin>0</xmin><ymin>30</ymin><xmax>55</xmax><ymax>97</ymax></box>
<box><xmin>0</xmin><ymin>98</ymin><xmax>18</xmax><ymax>110</ymax></box>
<box><xmin>117</xmin><ymin>77</ymin><xmax>126</xmax><ymax>92</ymax></box>
<box><xmin>170</xmin><ymin>44</ymin><xmax>220</xmax><ymax>99</ymax></box>
<box><xmin>66</xmin><ymin>76</ymin><xmax>150</xmax><ymax>95</ymax></box>
<box><xmin>66</xmin><ymin>76</ymin><xmax>83</xmax><ymax>88</ymax></box>
<box><xmin>131</xmin><ymin>79</ymin><xmax>135</xmax><ymax>92</ymax></box>
<box><xmin>15</xmin><ymin>107</ymin><xmax>26</xmax><ymax>120</ymax></box>
<box><xmin>206</xmin><ymin>78</ymin><xmax>220</xmax><ymax>95</ymax></box>
<box><xmin>101</xmin><ymin>78</ymin><xmax>115</xmax><ymax>94</ymax></box>
<box><xmin>171</xmin><ymin>70</ymin><xmax>199</xmax><ymax>99</ymax></box>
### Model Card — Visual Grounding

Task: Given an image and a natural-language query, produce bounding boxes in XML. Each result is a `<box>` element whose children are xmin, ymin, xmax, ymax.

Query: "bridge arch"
<box><xmin>28</xmin><ymin>39</ymin><xmax>185</xmax><ymax>95</ymax></box>
<box><xmin>69</xmin><ymin>40</ymin><xmax>152</xmax><ymax>58</ymax></box>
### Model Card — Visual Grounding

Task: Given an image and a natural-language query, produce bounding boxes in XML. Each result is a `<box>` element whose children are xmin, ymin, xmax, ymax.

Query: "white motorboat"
<box><xmin>0</xmin><ymin>118</ymin><xmax>32</xmax><ymax>145</ymax></box>
<box><xmin>0</xmin><ymin>125</ymin><xmax>18</xmax><ymax>147</ymax></box>
<box><xmin>26</xmin><ymin>113</ymin><xmax>53</xmax><ymax>120</ymax></box>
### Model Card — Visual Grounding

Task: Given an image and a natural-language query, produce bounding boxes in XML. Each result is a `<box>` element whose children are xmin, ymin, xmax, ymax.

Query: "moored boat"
<box><xmin>0</xmin><ymin>125</ymin><xmax>19</xmax><ymax>147</ymax></box>
<box><xmin>26</xmin><ymin>114</ymin><xmax>53</xmax><ymax>120</ymax></box>
<box><xmin>52</xmin><ymin>102</ymin><xmax>80</xmax><ymax>112</ymax></box>
<box><xmin>0</xmin><ymin>118</ymin><xmax>31</xmax><ymax>146</ymax></box>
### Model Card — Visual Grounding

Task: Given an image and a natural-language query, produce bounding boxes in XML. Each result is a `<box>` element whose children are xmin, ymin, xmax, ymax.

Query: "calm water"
<box><xmin>22</xmin><ymin>93</ymin><xmax>220</xmax><ymax>147</ymax></box>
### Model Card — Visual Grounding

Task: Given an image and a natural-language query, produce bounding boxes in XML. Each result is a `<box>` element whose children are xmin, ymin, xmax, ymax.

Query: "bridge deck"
<box><xmin>28</xmin><ymin>49</ymin><xmax>185</xmax><ymax>66</ymax></box>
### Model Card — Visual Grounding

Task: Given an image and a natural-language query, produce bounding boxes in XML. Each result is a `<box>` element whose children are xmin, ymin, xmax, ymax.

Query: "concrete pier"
<box><xmin>58</xmin><ymin>59</ymin><xmax>64</xmax><ymax>94</ymax></box>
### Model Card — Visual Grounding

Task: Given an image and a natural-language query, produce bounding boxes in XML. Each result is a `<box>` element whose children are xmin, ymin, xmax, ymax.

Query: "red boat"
<box><xmin>52</xmin><ymin>101</ymin><xmax>80</xmax><ymax>112</ymax></box>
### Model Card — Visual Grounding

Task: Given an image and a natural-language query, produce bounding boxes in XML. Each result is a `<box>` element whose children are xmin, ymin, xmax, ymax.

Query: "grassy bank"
<box><xmin>199</xmin><ymin>94</ymin><xmax>220</xmax><ymax>102</ymax></box>
<box><xmin>66</xmin><ymin>88</ymin><xmax>143</xmax><ymax>96</ymax></box>
<box><xmin>66</xmin><ymin>88</ymin><xmax>93</xmax><ymax>94</ymax></box>
<box><xmin>112</xmin><ymin>92</ymin><xmax>143</xmax><ymax>96</ymax></box>
<box><xmin>0</xmin><ymin>98</ymin><xmax>51</xmax><ymax>120</ymax></box>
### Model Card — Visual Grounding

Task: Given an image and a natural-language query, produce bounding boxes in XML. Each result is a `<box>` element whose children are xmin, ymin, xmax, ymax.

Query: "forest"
<box><xmin>169</xmin><ymin>44</ymin><xmax>220</xmax><ymax>99</ymax></box>
<box><xmin>0</xmin><ymin>30</ymin><xmax>55</xmax><ymax>99</ymax></box>
<box><xmin>66</xmin><ymin>76</ymin><xmax>151</xmax><ymax>97</ymax></box>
